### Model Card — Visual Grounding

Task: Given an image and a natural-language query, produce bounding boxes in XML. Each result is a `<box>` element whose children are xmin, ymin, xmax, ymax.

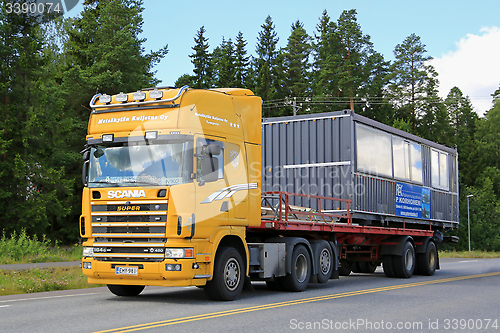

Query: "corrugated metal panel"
<box><xmin>262</xmin><ymin>113</ymin><xmax>352</xmax><ymax>211</ymax></box>
<box><xmin>422</xmin><ymin>145</ymin><xmax>432</xmax><ymax>188</ymax></box>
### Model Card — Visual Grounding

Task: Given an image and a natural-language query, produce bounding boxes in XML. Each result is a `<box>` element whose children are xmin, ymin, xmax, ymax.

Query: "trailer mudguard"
<box><xmin>265</xmin><ymin>237</ymin><xmax>313</xmax><ymax>275</ymax></box>
<box><xmin>380</xmin><ymin>235</ymin><xmax>414</xmax><ymax>256</ymax></box>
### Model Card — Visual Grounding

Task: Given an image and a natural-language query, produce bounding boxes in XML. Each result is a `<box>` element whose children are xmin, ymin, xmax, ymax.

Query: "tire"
<box><xmin>339</xmin><ymin>259</ymin><xmax>354</xmax><ymax>276</ymax></box>
<box><xmin>312</xmin><ymin>241</ymin><xmax>333</xmax><ymax>284</ymax></box>
<box><xmin>280</xmin><ymin>245</ymin><xmax>311</xmax><ymax>292</ymax></box>
<box><xmin>393</xmin><ymin>241</ymin><xmax>416</xmax><ymax>278</ymax></box>
<box><xmin>265</xmin><ymin>280</ymin><xmax>283</xmax><ymax>291</ymax></box>
<box><xmin>358</xmin><ymin>261</ymin><xmax>378</xmax><ymax>274</ymax></box>
<box><xmin>417</xmin><ymin>241</ymin><xmax>437</xmax><ymax>276</ymax></box>
<box><xmin>351</xmin><ymin>262</ymin><xmax>362</xmax><ymax>273</ymax></box>
<box><xmin>383</xmin><ymin>255</ymin><xmax>396</xmax><ymax>277</ymax></box>
<box><xmin>204</xmin><ymin>247</ymin><xmax>245</xmax><ymax>301</ymax></box>
<box><xmin>107</xmin><ymin>284</ymin><xmax>145</xmax><ymax>297</ymax></box>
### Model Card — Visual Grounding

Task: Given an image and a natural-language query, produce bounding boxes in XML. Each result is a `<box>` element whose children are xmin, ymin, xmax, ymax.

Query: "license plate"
<box><xmin>115</xmin><ymin>266</ymin><xmax>138</xmax><ymax>275</ymax></box>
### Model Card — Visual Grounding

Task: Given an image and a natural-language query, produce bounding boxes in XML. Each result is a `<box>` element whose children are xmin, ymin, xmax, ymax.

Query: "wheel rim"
<box><xmin>404</xmin><ymin>248</ymin><xmax>414</xmax><ymax>271</ymax></box>
<box><xmin>428</xmin><ymin>248</ymin><xmax>436</xmax><ymax>268</ymax></box>
<box><xmin>295</xmin><ymin>253</ymin><xmax>308</xmax><ymax>283</ymax></box>
<box><xmin>319</xmin><ymin>249</ymin><xmax>331</xmax><ymax>274</ymax></box>
<box><xmin>224</xmin><ymin>258</ymin><xmax>240</xmax><ymax>291</ymax></box>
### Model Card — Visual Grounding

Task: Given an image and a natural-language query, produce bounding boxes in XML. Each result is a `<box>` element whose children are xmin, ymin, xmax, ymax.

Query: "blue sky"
<box><xmin>68</xmin><ymin>0</ymin><xmax>500</xmax><ymax>115</ymax></box>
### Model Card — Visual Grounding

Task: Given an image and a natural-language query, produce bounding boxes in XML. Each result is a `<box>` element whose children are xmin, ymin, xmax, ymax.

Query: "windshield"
<box><xmin>88</xmin><ymin>141</ymin><xmax>192</xmax><ymax>187</ymax></box>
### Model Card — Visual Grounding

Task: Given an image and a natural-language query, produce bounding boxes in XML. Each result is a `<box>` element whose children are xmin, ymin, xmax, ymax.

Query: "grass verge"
<box><xmin>439</xmin><ymin>250</ymin><xmax>500</xmax><ymax>258</ymax></box>
<box><xmin>0</xmin><ymin>229</ymin><xmax>82</xmax><ymax>264</ymax></box>
<box><xmin>0</xmin><ymin>266</ymin><xmax>103</xmax><ymax>296</ymax></box>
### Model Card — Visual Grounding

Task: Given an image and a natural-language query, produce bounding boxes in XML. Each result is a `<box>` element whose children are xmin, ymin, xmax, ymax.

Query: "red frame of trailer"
<box><xmin>251</xmin><ymin>191</ymin><xmax>434</xmax><ymax>240</ymax></box>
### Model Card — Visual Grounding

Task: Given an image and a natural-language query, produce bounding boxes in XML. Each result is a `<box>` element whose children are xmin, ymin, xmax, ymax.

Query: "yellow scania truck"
<box><xmin>81</xmin><ymin>86</ymin><xmax>458</xmax><ymax>300</ymax></box>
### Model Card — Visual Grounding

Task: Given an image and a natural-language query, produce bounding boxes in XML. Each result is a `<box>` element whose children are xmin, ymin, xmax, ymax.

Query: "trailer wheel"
<box><xmin>417</xmin><ymin>241</ymin><xmax>437</xmax><ymax>276</ymax></box>
<box><xmin>339</xmin><ymin>259</ymin><xmax>354</xmax><ymax>276</ymax></box>
<box><xmin>393</xmin><ymin>241</ymin><xmax>415</xmax><ymax>278</ymax></box>
<box><xmin>107</xmin><ymin>284</ymin><xmax>145</xmax><ymax>297</ymax></box>
<box><xmin>313</xmin><ymin>241</ymin><xmax>333</xmax><ymax>284</ymax></box>
<box><xmin>383</xmin><ymin>256</ymin><xmax>396</xmax><ymax>277</ymax></box>
<box><xmin>281</xmin><ymin>245</ymin><xmax>311</xmax><ymax>292</ymax></box>
<box><xmin>358</xmin><ymin>261</ymin><xmax>378</xmax><ymax>274</ymax></box>
<box><xmin>351</xmin><ymin>262</ymin><xmax>362</xmax><ymax>273</ymax></box>
<box><xmin>204</xmin><ymin>247</ymin><xmax>244</xmax><ymax>301</ymax></box>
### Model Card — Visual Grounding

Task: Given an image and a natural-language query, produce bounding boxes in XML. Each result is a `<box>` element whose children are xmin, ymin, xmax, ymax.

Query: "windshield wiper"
<box><xmin>89</xmin><ymin>180</ymin><xmax>120</xmax><ymax>186</ymax></box>
<box><xmin>120</xmin><ymin>180</ymin><xmax>159</xmax><ymax>186</ymax></box>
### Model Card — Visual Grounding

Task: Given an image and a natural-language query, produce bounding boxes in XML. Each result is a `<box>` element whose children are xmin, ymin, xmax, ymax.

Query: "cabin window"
<box><xmin>393</xmin><ymin>137</ymin><xmax>422</xmax><ymax>183</ymax></box>
<box><xmin>431</xmin><ymin>149</ymin><xmax>449</xmax><ymax>189</ymax></box>
<box><xmin>410</xmin><ymin>143</ymin><xmax>423</xmax><ymax>183</ymax></box>
<box><xmin>356</xmin><ymin>124</ymin><xmax>392</xmax><ymax>177</ymax></box>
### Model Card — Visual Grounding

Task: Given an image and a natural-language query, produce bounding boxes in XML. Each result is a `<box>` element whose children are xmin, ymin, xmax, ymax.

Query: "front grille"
<box><xmin>91</xmin><ymin>200</ymin><xmax>168</xmax><ymax>262</ymax></box>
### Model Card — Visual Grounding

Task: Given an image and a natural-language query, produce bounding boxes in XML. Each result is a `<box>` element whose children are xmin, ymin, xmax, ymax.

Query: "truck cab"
<box><xmin>81</xmin><ymin>87</ymin><xmax>262</xmax><ymax>299</ymax></box>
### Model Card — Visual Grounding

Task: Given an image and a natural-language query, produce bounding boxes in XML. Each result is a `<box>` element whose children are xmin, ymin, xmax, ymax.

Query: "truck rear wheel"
<box><xmin>281</xmin><ymin>245</ymin><xmax>311</xmax><ymax>292</ymax></box>
<box><xmin>393</xmin><ymin>241</ymin><xmax>415</xmax><ymax>278</ymax></box>
<box><xmin>383</xmin><ymin>256</ymin><xmax>396</xmax><ymax>277</ymax></box>
<box><xmin>204</xmin><ymin>247</ymin><xmax>244</xmax><ymax>301</ymax></box>
<box><xmin>417</xmin><ymin>241</ymin><xmax>437</xmax><ymax>276</ymax></box>
<box><xmin>107</xmin><ymin>284</ymin><xmax>145</xmax><ymax>297</ymax></box>
<box><xmin>312</xmin><ymin>241</ymin><xmax>333</xmax><ymax>283</ymax></box>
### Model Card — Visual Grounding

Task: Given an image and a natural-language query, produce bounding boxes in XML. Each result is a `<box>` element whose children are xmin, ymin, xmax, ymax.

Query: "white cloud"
<box><xmin>430</xmin><ymin>27</ymin><xmax>500</xmax><ymax>116</ymax></box>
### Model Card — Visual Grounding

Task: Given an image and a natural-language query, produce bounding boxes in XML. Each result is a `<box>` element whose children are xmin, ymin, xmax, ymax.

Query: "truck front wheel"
<box><xmin>204</xmin><ymin>247</ymin><xmax>245</xmax><ymax>301</ymax></box>
<box><xmin>280</xmin><ymin>245</ymin><xmax>311</xmax><ymax>292</ymax></box>
<box><xmin>107</xmin><ymin>284</ymin><xmax>145</xmax><ymax>297</ymax></box>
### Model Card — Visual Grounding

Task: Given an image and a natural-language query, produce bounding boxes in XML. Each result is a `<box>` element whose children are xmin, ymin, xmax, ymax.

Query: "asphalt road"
<box><xmin>1</xmin><ymin>258</ymin><xmax>499</xmax><ymax>333</ymax></box>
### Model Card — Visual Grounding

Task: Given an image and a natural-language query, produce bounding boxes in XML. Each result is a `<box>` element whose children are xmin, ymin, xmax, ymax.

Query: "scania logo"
<box><xmin>108</xmin><ymin>190</ymin><xmax>146</xmax><ymax>199</ymax></box>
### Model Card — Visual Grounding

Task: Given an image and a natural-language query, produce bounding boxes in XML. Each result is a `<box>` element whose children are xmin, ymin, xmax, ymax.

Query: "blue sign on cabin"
<box><xmin>395</xmin><ymin>182</ymin><xmax>431</xmax><ymax>219</ymax></box>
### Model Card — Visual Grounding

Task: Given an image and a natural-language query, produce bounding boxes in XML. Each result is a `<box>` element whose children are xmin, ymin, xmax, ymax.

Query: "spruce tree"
<box><xmin>234</xmin><ymin>31</ymin><xmax>249</xmax><ymax>88</ymax></box>
<box><xmin>284</xmin><ymin>20</ymin><xmax>311</xmax><ymax>99</ymax></box>
<box><xmin>190</xmin><ymin>26</ymin><xmax>212</xmax><ymax>89</ymax></box>
<box><xmin>255</xmin><ymin>15</ymin><xmax>280</xmax><ymax>103</ymax></box>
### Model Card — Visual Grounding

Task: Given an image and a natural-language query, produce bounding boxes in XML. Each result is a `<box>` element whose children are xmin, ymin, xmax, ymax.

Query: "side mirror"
<box><xmin>201</xmin><ymin>157</ymin><xmax>219</xmax><ymax>183</ymax></box>
<box><xmin>203</xmin><ymin>143</ymin><xmax>221</xmax><ymax>156</ymax></box>
<box><xmin>82</xmin><ymin>160</ymin><xmax>89</xmax><ymax>186</ymax></box>
<box><xmin>82</xmin><ymin>150</ymin><xmax>90</xmax><ymax>161</ymax></box>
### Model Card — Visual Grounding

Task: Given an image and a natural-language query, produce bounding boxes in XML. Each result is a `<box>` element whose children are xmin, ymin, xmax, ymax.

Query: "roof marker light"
<box><xmin>116</xmin><ymin>92</ymin><xmax>128</xmax><ymax>102</ymax></box>
<box><xmin>99</xmin><ymin>94</ymin><xmax>111</xmax><ymax>104</ymax></box>
<box><xmin>102</xmin><ymin>134</ymin><xmax>114</xmax><ymax>142</ymax></box>
<box><xmin>145</xmin><ymin>131</ymin><xmax>158</xmax><ymax>140</ymax></box>
<box><xmin>133</xmin><ymin>91</ymin><xmax>146</xmax><ymax>101</ymax></box>
<box><xmin>150</xmin><ymin>89</ymin><xmax>163</xmax><ymax>99</ymax></box>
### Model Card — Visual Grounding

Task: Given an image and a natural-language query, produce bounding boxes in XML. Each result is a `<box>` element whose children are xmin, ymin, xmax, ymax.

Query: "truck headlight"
<box><xmin>164</xmin><ymin>248</ymin><xmax>194</xmax><ymax>259</ymax></box>
<box><xmin>82</xmin><ymin>247</ymin><xmax>94</xmax><ymax>257</ymax></box>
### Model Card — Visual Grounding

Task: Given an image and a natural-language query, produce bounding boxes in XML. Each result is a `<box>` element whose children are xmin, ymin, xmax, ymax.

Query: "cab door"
<box><xmin>194</xmin><ymin>135</ymin><xmax>229</xmax><ymax>238</ymax></box>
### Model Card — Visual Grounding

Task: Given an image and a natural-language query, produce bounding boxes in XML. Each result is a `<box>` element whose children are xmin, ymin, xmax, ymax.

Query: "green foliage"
<box><xmin>254</xmin><ymin>15</ymin><xmax>281</xmax><ymax>104</ymax></box>
<box><xmin>0</xmin><ymin>266</ymin><xmax>100</xmax><ymax>296</ymax></box>
<box><xmin>0</xmin><ymin>229</ymin><xmax>50</xmax><ymax>263</ymax></box>
<box><xmin>190</xmin><ymin>26</ymin><xmax>212</xmax><ymax>88</ymax></box>
<box><xmin>0</xmin><ymin>0</ymin><xmax>166</xmax><ymax>243</ymax></box>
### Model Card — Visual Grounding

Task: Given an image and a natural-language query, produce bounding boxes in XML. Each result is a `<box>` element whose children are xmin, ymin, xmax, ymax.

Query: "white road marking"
<box><xmin>0</xmin><ymin>291</ymin><xmax>106</xmax><ymax>304</ymax></box>
<box><xmin>458</xmin><ymin>260</ymin><xmax>479</xmax><ymax>263</ymax></box>
<box><xmin>0</xmin><ymin>305</ymin><xmax>11</xmax><ymax>308</ymax></box>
